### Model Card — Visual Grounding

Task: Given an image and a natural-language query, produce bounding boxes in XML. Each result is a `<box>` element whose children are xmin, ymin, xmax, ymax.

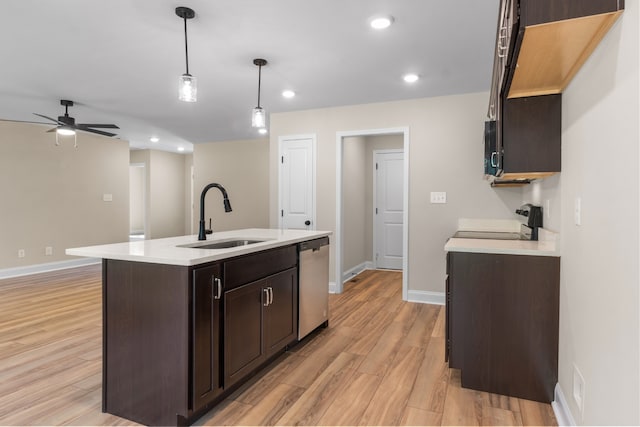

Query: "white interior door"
<box><xmin>374</xmin><ymin>151</ymin><xmax>404</xmax><ymax>269</ymax></box>
<box><xmin>279</xmin><ymin>136</ymin><xmax>315</xmax><ymax>230</ymax></box>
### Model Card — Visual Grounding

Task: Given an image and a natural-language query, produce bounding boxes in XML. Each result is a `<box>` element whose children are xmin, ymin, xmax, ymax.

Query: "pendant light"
<box><xmin>252</xmin><ymin>58</ymin><xmax>267</xmax><ymax>128</ymax></box>
<box><xmin>176</xmin><ymin>6</ymin><xmax>197</xmax><ymax>102</ymax></box>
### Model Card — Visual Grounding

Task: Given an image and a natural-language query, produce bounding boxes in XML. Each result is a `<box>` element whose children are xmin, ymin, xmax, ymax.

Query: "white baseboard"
<box><xmin>552</xmin><ymin>383</ymin><xmax>576</xmax><ymax>426</ymax></box>
<box><xmin>407</xmin><ymin>290</ymin><xmax>445</xmax><ymax>305</ymax></box>
<box><xmin>0</xmin><ymin>258</ymin><xmax>100</xmax><ymax>280</ymax></box>
<box><xmin>329</xmin><ymin>281</ymin><xmax>338</xmax><ymax>294</ymax></box>
<box><xmin>342</xmin><ymin>261</ymin><xmax>374</xmax><ymax>283</ymax></box>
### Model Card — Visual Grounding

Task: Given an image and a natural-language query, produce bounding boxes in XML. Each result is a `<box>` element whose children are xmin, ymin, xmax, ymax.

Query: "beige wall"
<box><xmin>184</xmin><ymin>153</ymin><xmax>194</xmax><ymax>235</ymax></box>
<box><xmin>527</xmin><ymin>5</ymin><xmax>639</xmax><ymax>424</ymax></box>
<box><xmin>193</xmin><ymin>139</ymin><xmax>269</xmax><ymax>233</ymax></box>
<box><xmin>129</xmin><ymin>165</ymin><xmax>145</xmax><ymax>234</ymax></box>
<box><xmin>342</xmin><ymin>136</ymin><xmax>367</xmax><ymax>271</ymax></box>
<box><xmin>0</xmin><ymin>122</ymin><xmax>129</xmax><ymax>269</ymax></box>
<box><xmin>130</xmin><ymin>149</ymin><xmax>186</xmax><ymax>239</ymax></box>
<box><xmin>270</xmin><ymin>93</ymin><xmax>523</xmax><ymax>291</ymax></box>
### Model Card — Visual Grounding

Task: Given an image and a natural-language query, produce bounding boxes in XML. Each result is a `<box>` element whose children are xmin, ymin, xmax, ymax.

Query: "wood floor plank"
<box><xmin>316</xmin><ymin>372</ymin><xmax>382</xmax><ymax>426</ymax></box>
<box><xmin>359</xmin><ymin>345</ymin><xmax>426</xmax><ymax>426</ymax></box>
<box><xmin>407</xmin><ymin>335</ymin><xmax>449</xmax><ymax>413</ymax></box>
<box><xmin>276</xmin><ymin>351</ymin><xmax>362</xmax><ymax>426</ymax></box>
<box><xmin>399</xmin><ymin>406</ymin><xmax>443</xmax><ymax>426</ymax></box>
<box><xmin>233</xmin><ymin>382</ymin><xmax>305</xmax><ymax>426</ymax></box>
<box><xmin>519</xmin><ymin>397</ymin><xmax>558</xmax><ymax>426</ymax></box>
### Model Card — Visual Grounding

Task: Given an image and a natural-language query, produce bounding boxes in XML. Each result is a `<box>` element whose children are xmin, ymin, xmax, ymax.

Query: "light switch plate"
<box><xmin>103</xmin><ymin>193</ymin><xmax>113</xmax><ymax>202</ymax></box>
<box><xmin>430</xmin><ymin>192</ymin><xmax>447</xmax><ymax>204</ymax></box>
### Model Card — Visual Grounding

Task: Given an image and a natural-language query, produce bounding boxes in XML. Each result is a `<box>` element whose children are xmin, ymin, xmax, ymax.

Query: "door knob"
<box><xmin>305</xmin><ymin>220</ymin><xmax>311</xmax><ymax>226</ymax></box>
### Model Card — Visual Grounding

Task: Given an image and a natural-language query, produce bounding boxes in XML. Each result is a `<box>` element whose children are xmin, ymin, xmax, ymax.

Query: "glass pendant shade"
<box><xmin>252</xmin><ymin>106</ymin><xmax>266</xmax><ymax>128</ymax></box>
<box><xmin>179</xmin><ymin>74</ymin><xmax>197</xmax><ymax>102</ymax></box>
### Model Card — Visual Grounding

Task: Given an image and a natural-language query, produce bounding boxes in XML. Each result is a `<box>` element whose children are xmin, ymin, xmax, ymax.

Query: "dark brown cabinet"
<box><xmin>445</xmin><ymin>251</ymin><xmax>560</xmax><ymax>403</ymax></box>
<box><xmin>501</xmin><ymin>94</ymin><xmax>561</xmax><ymax>178</ymax></box>
<box><xmin>191</xmin><ymin>264</ymin><xmax>223</xmax><ymax>411</ymax></box>
<box><xmin>224</xmin><ymin>267</ymin><xmax>298</xmax><ymax>388</ymax></box>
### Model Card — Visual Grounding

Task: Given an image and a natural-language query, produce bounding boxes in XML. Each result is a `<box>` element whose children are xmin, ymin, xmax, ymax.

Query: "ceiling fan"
<box><xmin>34</xmin><ymin>100</ymin><xmax>119</xmax><ymax>138</ymax></box>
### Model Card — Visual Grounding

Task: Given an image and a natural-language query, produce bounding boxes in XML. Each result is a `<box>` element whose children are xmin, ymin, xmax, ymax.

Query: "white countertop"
<box><xmin>445</xmin><ymin>219</ymin><xmax>559</xmax><ymax>257</ymax></box>
<box><xmin>66</xmin><ymin>228</ymin><xmax>332</xmax><ymax>266</ymax></box>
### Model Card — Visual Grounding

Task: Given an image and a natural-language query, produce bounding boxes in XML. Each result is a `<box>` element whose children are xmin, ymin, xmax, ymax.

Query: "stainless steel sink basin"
<box><xmin>178</xmin><ymin>239</ymin><xmax>269</xmax><ymax>250</ymax></box>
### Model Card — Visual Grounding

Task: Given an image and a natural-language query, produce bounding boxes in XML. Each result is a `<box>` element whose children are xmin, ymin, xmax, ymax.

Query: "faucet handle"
<box><xmin>205</xmin><ymin>218</ymin><xmax>213</xmax><ymax>234</ymax></box>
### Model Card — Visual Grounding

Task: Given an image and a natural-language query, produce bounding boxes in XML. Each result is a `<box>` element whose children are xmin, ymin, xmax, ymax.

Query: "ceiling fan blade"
<box><xmin>46</xmin><ymin>127</ymin><xmax>57</xmax><ymax>133</ymax></box>
<box><xmin>77</xmin><ymin>123</ymin><xmax>120</xmax><ymax>129</ymax></box>
<box><xmin>33</xmin><ymin>113</ymin><xmax>64</xmax><ymax>125</ymax></box>
<box><xmin>79</xmin><ymin>127</ymin><xmax>117</xmax><ymax>137</ymax></box>
<box><xmin>0</xmin><ymin>118</ymin><xmax>52</xmax><ymax>125</ymax></box>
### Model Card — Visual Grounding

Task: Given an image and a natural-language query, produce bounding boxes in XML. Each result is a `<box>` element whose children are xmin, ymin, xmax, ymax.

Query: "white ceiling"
<box><xmin>0</xmin><ymin>0</ymin><xmax>499</xmax><ymax>153</ymax></box>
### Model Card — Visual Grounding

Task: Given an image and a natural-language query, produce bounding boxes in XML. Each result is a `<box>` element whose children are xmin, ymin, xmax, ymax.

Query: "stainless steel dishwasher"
<box><xmin>298</xmin><ymin>237</ymin><xmax>330</xmax><ymax>339</ymax></box>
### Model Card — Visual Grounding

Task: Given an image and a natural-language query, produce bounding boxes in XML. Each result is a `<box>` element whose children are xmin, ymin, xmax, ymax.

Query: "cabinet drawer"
<box><xmin>224</xmin><ymin>245</ymin><xmax>297</xmax><ymax>290</ymax></box>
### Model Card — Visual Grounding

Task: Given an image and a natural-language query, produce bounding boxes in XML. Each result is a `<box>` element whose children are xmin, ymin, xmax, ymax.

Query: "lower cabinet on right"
<box><xmin>446</xmin><ymin>251</ymin><xmax>560</xmax><ymax>403</ymax></box>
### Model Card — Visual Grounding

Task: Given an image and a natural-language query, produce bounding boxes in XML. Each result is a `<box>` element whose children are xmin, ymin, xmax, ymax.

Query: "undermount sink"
<box><xmin>178</xmin><ymin>239</ymin><xmax>269</xmax><ymax>250</ymax></box>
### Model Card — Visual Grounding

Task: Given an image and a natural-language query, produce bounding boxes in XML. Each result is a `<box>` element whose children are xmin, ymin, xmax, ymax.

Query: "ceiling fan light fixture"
<box><xmin>56</xmin><ymin>126</ymin><xmax>76</xmax><ymax>136</ymax></box>
<box><xmin>176</xmin><ymin>7</ymin><xmax>197</xmax><ymax>102</ymax></box>
<box><xmin>252</xmin><ymin>58</ymin><xmax>268</xmax><ymax>129</ymax></box>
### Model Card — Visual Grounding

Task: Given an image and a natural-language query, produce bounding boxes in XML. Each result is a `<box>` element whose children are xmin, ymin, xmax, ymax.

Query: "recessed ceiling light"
<box><xmin>403</xmin><ymin>73</ymin><xmax>419</xmax><ymax>83</ymax></box>
<box><xmin>258</xmin><ymin>128</ymin><xmax>268</xmax><ymax>135</ymax></box>
<box><xmin>282</xmin><ymin>90</ymin><xmax>296</xmax><ymax>98</ymax></box>
<box><xmin>177</xmin><ymin>146</ymin><xmax>185</xmax><ymax>152</ymax></box>
<box><xmin>150</xmin><ymin>136</ymin><xmax>159</xmax><ymax>143</ymax></box>
<box><xmin>370</xmin><ymin>16</ymin><xmax>394</xmax><ymax>30</ymax></box>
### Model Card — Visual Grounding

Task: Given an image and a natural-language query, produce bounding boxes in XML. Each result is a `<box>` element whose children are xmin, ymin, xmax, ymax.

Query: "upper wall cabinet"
<box><xmin>505</xmin><ymin>0</ymin><xmax>625</xmax><ymax>98</ymax></box>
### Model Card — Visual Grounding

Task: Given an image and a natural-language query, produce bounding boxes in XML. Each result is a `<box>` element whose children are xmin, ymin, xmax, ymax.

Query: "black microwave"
<box><xmin>484</xmin><ymin>120</ymin><xmax>498</xmax><ymax>176</ymax></box>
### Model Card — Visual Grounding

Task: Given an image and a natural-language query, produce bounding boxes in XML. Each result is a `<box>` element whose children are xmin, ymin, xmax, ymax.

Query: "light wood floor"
<box><xmin>0</xmin><ymin>266</ymin><xmax>557</xmax><ymax>426</ymax></box>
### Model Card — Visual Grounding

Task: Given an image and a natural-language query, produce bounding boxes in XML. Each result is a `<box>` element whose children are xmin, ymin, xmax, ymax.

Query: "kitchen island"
<box><xmin>66</xmin><ymin>228</ymin><xmax>331</xmax><ymax>426</ymax></box>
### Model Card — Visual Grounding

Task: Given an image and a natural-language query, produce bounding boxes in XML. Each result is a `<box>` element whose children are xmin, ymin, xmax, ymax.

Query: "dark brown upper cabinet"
<box><xmin>505</xmin><ymin>0</ymin><xmax>624</xmax><ymax>99</ymax></box>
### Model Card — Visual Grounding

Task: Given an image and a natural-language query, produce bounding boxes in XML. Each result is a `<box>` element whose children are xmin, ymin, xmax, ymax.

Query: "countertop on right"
<box><xmin>445</xmin><ymin>219</ymin><xmax>559</xmax><ymax>257</ymax></box>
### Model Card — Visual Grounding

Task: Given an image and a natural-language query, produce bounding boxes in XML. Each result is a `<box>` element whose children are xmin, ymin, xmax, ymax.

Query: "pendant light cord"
<box><xmin>183</xmin><ymin>16</ymin><xmax>190</xmax><ymax>75</ymax></box>
<box><xmin>257</xmin><ymin>64</ymin><xmax>262</xmax><ymax>108</ymax></box>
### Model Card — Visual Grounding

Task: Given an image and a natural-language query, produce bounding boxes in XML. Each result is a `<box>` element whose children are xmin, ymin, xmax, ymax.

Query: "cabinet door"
<box><xmin>223</xmin><ymin>279</ymin><xmax>266</xmax><ymax>388</ymax></box>
<box><xmin>502</xmin><ymin>94</ymin><xmax>561</xmax><ymax>174</ymax></box>
<box><xmin>192</xmin><ymin>264</ymin><xmax>222</xmax><ymax>411</ymax></box>
<box><xmin>264</xmin><ymin>268</ymin><xmax>298</xmax><ymax>357</ymax></box>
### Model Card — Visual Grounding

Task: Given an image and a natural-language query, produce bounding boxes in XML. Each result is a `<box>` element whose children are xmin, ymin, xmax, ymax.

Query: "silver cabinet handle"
<box><xmin>491</xmin><ymin>151</ymin><xmax>499</xmax><ymax>168</ymax></box>
<box><xmin>269</xmin><ymin>287</ymin><xmax>274</xmax><ymax>305</ymax></box>
<box><xmin>263</xmin><ymin>288</ymin><xmax>269</xmax><ymax>306</ymax></box>
<box><xmin>213</xmin><ymin>277</ymin><xmax>222</xmax><ymax>300</ymax></box>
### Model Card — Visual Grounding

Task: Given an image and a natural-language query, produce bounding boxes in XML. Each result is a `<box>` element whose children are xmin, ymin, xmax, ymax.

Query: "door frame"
<box><xmin>277</xmin><ymin>134</ymin><xmax>317</xmax><ymax>230</ymax></box>
<box><xmin>372</xmin><ymin>149</ymin><xmax>404</xmax><ymax>270</ymax></box>
<box><xmin>335</xmin><ymin>127</ymin><xmax>410</xmax><ymax>300</ymax></box>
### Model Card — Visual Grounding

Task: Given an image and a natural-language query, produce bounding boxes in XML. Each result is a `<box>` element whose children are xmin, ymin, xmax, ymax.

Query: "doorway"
<box><xmin>129</xmin><ymin>163</ymin><xmax>146</xmax><ymax>240</ymax></box>
<box><xmin>336</xmin><ymin>128</ymin><xmax>409</xmax><ymax>300</ymax></box>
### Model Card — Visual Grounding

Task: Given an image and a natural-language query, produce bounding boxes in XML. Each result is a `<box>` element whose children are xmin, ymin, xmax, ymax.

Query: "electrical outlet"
<box><xmin>18</xmin><ymin>249</ymin><xmax>25</xmax><ymax>258</ymax></box>
<box><xmin>45</xmin><ymin>246</ymin><xmax>53</xmax><ymax>256</ymax></box>
<box><xmin>430</xmin><ymin>192</ymin><xmax>447</xmax><ymax>204</ymax></box>
<box><xmin>574</xmin><ymin>197</ymin><xmax>581</xmax><ymax>226</ymax></box>
<box><xmin>573</xmin><ymin>364</ymin><xmax>585</xmax><ymax>417</ymax></box>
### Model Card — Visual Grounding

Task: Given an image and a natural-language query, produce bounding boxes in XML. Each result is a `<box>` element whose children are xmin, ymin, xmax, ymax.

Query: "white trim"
<box><xmin>407</xmin><ymin>290</ymin><xmax>445</xmax><ymax>305</ymax></box>
<box><xmin>328</xmin><ymin>281</ymin><xmax>339</xmax><ymax>294</ymax></box>
<box><xmin>342</xmin><ymin>261</ymin><xmax>374</xmax><ymax>283</ymax></box>
<box><xmin>0</xmin><ymin>258</ymin><xmax>100</xmax><ymax>280</ymax></box>
<box><xmin>336</xmin><ymin>127</ymin><xmax>410</xmax><ymax>300</ymax></box>
<box><xmin>552</xmin><ymin>383</ymin><xmax>577</xmax><ymax>426</ymax></box>
<box><xmin>278</xmin><ymin>134</ymin><xmax>317</xmax><ymax>230</ymax></box>
<box><xmin>372</xmin><ymin>149</ymin><xmax>405</xmax><ymax>270</ymax></box>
